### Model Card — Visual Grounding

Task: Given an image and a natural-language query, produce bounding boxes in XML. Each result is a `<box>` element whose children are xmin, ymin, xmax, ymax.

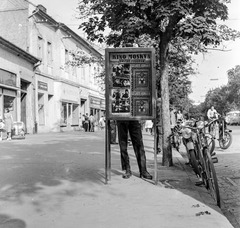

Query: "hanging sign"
<box><xmin>105</xmin><ymin>47</ymin><xmax>156</xmax><ymax>120</ymax></box>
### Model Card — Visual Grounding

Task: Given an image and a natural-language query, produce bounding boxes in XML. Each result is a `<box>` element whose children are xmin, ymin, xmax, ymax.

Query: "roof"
<box><xmin>33</xmin><ymin>5</ymin><xmax>103</xmax><ymax>58</ymax></box>
<box><xmin>0</xmin><ymin>0</ymin><xmax>27</xmax><ymax>11</ymax></box>
<box><xmin>0</xmin><ymin>36</ymin><xmax>40</xmax><ymax>64</ymax></box>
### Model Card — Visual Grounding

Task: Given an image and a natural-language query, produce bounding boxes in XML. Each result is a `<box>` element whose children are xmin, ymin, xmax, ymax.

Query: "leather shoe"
<box><xmin>140</xmin><ymin>171</ymin><xmax>152</xmax><ymax>180</ymax></box>
<box><xmin>122</xmin><ymin>170</ymin><xmax>132</xmax><ymax>179</ymax></box>
<box><xmin>195</xmin><ymin>180</ymin><xmax>204</xmax><ymax>186</ymax></box>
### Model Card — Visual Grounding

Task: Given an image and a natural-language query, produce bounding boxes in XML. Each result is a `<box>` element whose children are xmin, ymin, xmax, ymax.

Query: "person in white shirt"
<box><xmin>176</xmin><ymin>110</ymin><xmax>183</xmax><ymax>122</ymax></box>
<box><xmin>207</xmin><ymin>106</ymin><xmax>219</xmax><ymax>134</ymax></box>
<box><xmin>207</xmin><ymin>106</ymin><xmax>218</xmax><ymax>120</ymax></box>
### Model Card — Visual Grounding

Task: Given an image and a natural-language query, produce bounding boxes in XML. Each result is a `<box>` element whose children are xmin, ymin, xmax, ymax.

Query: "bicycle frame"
<box><xmin>182</xmin><ymin>123</ymin><xmax>220</xmax><ymax>207</ymax></box>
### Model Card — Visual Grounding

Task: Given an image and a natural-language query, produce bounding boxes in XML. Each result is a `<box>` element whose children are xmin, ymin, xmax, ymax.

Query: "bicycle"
<box><xmin>170</xmin><ymin>122</ymin><xmax>182</xmax><ymax>152</ymax></box>
<box><xmin>182</xmin><ymin>121</ymin><xmax>221</xmax><ymax>207</ymax></box>
<box><xmin>208</xmin><ymin>115</ymin><xmax>232</xmax><ymax>150</ymax></box>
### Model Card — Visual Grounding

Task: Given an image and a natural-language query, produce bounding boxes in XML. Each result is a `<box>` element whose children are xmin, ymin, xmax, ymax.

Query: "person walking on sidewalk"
<box><xmin>117</xmin><ymin>120</ymin><xmax>152</xmax><ymax>180</ymax></box>
<box><xmin>4</xmin><ymin>108</ymin><xmax>13</xmax><ymax>140</ymax></box>
<box><xmin>84</xmin><ymin>113</ymin><xmax>89</xmax><ymax>132</ymax></box>
<box><xmin>89</xmin><ymin>114</ymin><xmax>95</xmax><ymax>132</ymax></box>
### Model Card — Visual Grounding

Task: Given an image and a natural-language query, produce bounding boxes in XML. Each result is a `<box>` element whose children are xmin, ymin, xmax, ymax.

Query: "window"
<box><xmin>72</xmin><ymin>104</ymin><xmax>79</xmax><ymax>125</ymax></box>
<box><xmin>65</xmin><ymin>49</ymin><xmax>69</xmax><ymax>63</ymax></box>
<box><xmin>47</xmin><ymin>41</ymin><xmax>52</xmax><ymax>65</ymax></box>
<box><xmin>61</xmin><ymin>102</ymin><xmax>67</xmax><ymax>125</ymax></box>
<box><xmin>65</xmin><ymin>49</ymin><xmax>69</xmax><ymax>72</ymax></box>
<box><xmin>60</xmin><ymin>102</ymin><xmax>79</xmax><ymax>126</ymax></box>
<box><xmin>37</xmin><ymin>36</ymin><xmax>44</xmax><ymax>61</ymax></box>
<box><xmin>4</xmin><ymin>95</ymin><xmax>15</xmax><ymax>111</ymax></box>
<box><xmin>89</xmin><ymin>65</ymin><xmax>93</xmax><ymax>84</ymax></box>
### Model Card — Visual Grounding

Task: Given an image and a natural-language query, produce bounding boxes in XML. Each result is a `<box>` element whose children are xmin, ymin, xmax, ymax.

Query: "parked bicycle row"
<box><xmin>169</xmin><ymin>113</ymin><xmax>233</xmax><ymax>208</ymax></box>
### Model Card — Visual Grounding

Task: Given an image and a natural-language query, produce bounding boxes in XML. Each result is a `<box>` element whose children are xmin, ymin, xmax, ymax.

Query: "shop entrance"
<box><xmin>80</xmin><ymin>99</ymin><xmax>86</xmax><ymax>115</ymax></box>
<box><xmin>21</xmin><ymin>92</ymin><xmax>27</xmax><ymax>131</ymax></box>
<box><xmin>3</xmin><ymin>95</ymin><xmax>16</xmax><ymax>120</ymax></box>
<box><xmin>20</xmin><ymin>80</ymin><xmax>29</xmax><ymax>132</ymax></box>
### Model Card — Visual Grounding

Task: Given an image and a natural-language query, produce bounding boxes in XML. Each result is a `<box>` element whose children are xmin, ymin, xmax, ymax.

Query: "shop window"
<box><xmin>68</xmin><ymin>103</ymin><xmax>72</xmax><ymax>117</ymax></box>
<box><xmin>21</xmin><ymin>80</ymin><xmax>29</xmax><ymax>91</ymax></box>
<box><xmin>38</xmin><ymin>93</ymin><xmax>45</xmax><ymax>125</ymax></box>
<box><xmin>72</xmin><ymin>104</ymin><xmax>79</xmax><ymax>125</ymax></box>
<box><xmin>61</xmin><ymin>102</ymin><xmax>67</xmax><ymax>125</ymax></box>
<box><xmin>4</xmin><ymin>95</ymin><xmax>15</xmax><ymax>111</ymax></box>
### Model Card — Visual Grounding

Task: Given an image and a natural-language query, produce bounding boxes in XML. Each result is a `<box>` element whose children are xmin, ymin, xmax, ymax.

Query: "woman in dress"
<box><xmin>4</xmin><ymin>108</ymin><xmax>13</xmax><ymax>140</ymax></box>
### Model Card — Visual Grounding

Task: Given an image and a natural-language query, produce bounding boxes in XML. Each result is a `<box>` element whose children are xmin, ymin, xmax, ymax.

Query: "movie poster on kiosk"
<box><xmin>105</xmin><ymin>48</ymin><xmax>156</xmax><ymax>120</ymax></box>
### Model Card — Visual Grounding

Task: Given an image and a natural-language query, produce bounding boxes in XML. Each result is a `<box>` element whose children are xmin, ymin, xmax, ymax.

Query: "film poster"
<box><xmin>106</xmin><ymin>48</ymin><xmax>155</xmax><ymax>120</ymax></box>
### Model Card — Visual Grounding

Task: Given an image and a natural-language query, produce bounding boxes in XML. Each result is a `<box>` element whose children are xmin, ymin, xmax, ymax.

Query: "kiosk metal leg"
<box><xmin>105</xmin><ymin>120</ymin><xmax>111</xmax><ymax>184</ymax></box>
<box><xmin>153</xmin><ymin>119</ymin><xmax>158</xmax><ymax>185</ymax></box>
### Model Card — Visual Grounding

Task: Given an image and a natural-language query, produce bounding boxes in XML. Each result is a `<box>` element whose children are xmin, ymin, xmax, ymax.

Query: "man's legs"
<box><xmin>117</xmin><ymin>121</ymin><xmax>131</xmax><ymax>178</ymax></box>
<box><xmin>129</xmin><ymin>121</ymin><xmax>152</xmax><ymax>179</ymax></box>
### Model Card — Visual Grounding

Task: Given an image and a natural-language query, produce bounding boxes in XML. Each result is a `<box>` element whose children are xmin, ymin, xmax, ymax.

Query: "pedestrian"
<box><xmin>84</xmin><ymin>113</ymin><xmax>89</xmax><ymax>132</ymax></box>
<box><xmin>89</xmin><ymin>114</ymin><xmax>95</xmax><ymax>132</ymax></box>
<box><xmin>0</xmin><ymin>117</ymin><xmax>5</xmax><ymax>141</ymax></box>
<box><xmin>207</xmin><ymin>106</ymin><xmax>218</xmax><ymax>120</ymax></box>
<box><xmin>117</xmin><ymin>120</ymin><xmax>152</xmax><ymax>180</ymax></box>
<box><xmin>144</xmin><ymin>120</ymin><xmax>153</xmax><ymax>134</ymax></box>
<box><xmin>170</xmin><ymin>107</ymin><xmax>176</xmax><ymax>128</ymax></box>
<box><xmin>207</xmin><ymin>106</ymin><xmax>219</xmax><ymax>133</ymax></box>
<box><xmin>4</xmin><ymin>108</ymin><xmax>13</xmax><ymax>140</ymax></box>
<box><xmin>99</xmin><ymin>116</ymin><xmax>105</xmax><ymax>130</ymax></box>
<box><xmin>176</xmin><ymin>110</ymin><xmax>183</xmax><ymax>122</ymax></box>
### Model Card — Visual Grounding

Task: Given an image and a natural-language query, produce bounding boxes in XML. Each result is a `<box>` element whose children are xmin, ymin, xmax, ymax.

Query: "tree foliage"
<box><xmin>201</xmin><ymin>65</ymin><xmax>240</xmax><ymax>115</ymax></box>
<box><xmin>77</xmin><ymin>0</ymin><xmax>239</xmax><ymax>166</ymax></box>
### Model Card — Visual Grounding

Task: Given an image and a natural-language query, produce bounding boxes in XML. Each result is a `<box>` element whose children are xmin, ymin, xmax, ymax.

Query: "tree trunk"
<box><xmin>159</xmin><ymin>37</ymin><xmax>173</xmax><ymax>167</ymax></box>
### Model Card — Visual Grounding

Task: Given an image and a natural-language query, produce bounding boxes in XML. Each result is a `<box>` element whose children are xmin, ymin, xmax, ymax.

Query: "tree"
<box><xmin>77</xmin><ymin>0</ymin><xmax>240</xmax><ymax>166</ymax></box>
<box><xmin>227</xmin><ymin>65</ymin><xmax>240</xmax><ymax>108</ymax></box>
<box><xmin>201</xmin><ymin>65</ymin><xmax>240</xmax><ymax>115</ymax></box>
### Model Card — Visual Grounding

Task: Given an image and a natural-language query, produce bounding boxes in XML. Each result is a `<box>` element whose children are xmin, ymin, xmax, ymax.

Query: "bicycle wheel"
<box><xmin>205</xmin><ymin>133</ymin><xmax>215</xmax><ymax>155</ymax></box>
<box><xmin>219</xmin><ymin>131</ymin><xmax>232</xmax><ymax>149</ymax></box>
<box><xmin>189</xmin><ymin>149</ymin><xmax>200</xmax><ymax>176</ymax></box>
<box><xmin>174</xmin><ymin>135</ymin><xmax>181</xmax><ymax>151</ymax></box>
<box><xmin>203</xmin><ymin>148</ymin><xmax>221</xmax><ymax>207</ymax></box>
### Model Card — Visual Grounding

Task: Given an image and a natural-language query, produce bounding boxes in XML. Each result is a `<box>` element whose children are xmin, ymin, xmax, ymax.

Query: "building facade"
<box><xmin>0</xmin><ymin>0</ymin><xmax>105</xmax><ymax>133</ymax></box>
<box><xmin>0</xmin><ymin>36</ymin><xmax>40</xmax><ymax>133</ymax></box>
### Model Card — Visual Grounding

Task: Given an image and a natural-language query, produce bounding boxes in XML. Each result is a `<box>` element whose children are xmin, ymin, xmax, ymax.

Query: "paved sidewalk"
<box><xmin>0</xmin><ymin>131</ymin><xmax>233</xmax><ymax>228</ymax></box>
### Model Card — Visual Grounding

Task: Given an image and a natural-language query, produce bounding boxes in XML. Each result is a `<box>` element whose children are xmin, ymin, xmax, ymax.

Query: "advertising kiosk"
<box><xmin>105</xmin><ymin>47</ymin><xmax>157</xmax><ymax>183</ymax></box>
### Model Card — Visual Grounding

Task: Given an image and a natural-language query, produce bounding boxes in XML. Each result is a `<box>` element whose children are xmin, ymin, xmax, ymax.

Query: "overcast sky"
<box><xmin>30</xmin><ymin>0</ymin><xmax>240</xmax><ymax>103</ymax></box>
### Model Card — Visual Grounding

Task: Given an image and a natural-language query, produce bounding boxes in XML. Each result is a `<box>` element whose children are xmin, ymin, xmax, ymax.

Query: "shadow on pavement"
<box><xmin>0</xmin><ymin>214</ymin><xmax>26</xmax><ymax>228</ymax></box>
<box><xmin>0</xmin><ymin>131</ymin><xmax>226</xmax><ymax>222</ymax></box>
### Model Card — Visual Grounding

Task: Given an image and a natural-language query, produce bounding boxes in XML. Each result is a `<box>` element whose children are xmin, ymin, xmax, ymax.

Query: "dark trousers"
<box><xmin>117</xmin><ymin>120</ymin><xmax>147</xmax><ymax>174</ymax></box>
<box><xmin>110</xmin><ymin>121</ymin><xmax>117</xmax><ymax>143</ymax></box>
<box><xmin>84</xmin><ymin>121</ymin><xmax>89</xmax><ymax>132</ymax></box>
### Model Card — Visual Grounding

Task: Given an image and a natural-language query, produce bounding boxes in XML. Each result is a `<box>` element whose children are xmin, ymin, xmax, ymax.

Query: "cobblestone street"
<box><xmin>215</xmin><ymin>148</ymin><xmax>240</xmax><ymax>228</ymax></box>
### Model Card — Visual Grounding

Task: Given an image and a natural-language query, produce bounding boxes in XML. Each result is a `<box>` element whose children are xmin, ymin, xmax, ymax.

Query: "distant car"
<box><xmin>225</xmin><ymin>111</ymin><xmax>240</xmax><ymax>125</ymax></box>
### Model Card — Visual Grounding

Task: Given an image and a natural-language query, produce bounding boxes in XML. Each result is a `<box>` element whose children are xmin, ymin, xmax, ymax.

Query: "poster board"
<box><xmin>105</xmin><ymin>48</ymin><xmax>156</xmax><ymax>120</ymax></box>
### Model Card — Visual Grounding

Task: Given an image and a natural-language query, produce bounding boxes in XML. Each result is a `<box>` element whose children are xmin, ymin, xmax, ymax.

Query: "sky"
<box><xmin>30</xmin><ymin>0</ymin><xmax>240</xmax><ymax>104</ymax></box>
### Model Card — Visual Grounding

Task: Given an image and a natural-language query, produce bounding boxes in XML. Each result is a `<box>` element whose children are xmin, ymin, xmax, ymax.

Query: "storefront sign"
<box><xmin>0</xmin><ymin>69</ymin><xmax>17</xmax><ymax>87</ymax></box>
<box><xmin>105</xmin><ymin>48</ymin><xmax>156</xmax><ymax>120</ymax></box>
<box><xmin>100</xmin><ymin>99</ymin><xmax>105</xmax><ymax>109</ymax></box>
<box><xmin>90</xmin><ymin>96</ymin><xmax>101</xmax><ymax>109</ymax></box>
<box><xmin>38</xmin><ymin>81</ymin><xmax>48</xmax><ymax>91</ymax></box>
